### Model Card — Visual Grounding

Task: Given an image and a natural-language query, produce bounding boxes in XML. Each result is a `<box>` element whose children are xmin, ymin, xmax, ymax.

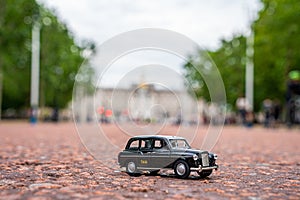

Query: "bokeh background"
<box><xmin>0</xmin><ymin>0</ymin><xmax>299</xmax><ymax>127</ymax></box>
<box><xmin>0</xmin><ymin>0</ymin><xmax>300</xmax><ymax>199</ymax></box>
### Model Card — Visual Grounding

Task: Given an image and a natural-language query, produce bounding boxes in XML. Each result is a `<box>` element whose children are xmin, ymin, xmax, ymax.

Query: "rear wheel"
<box><xmin>197</xmin><ymin>170</ymin><xmax>212</xmax><ymax>178</ymax></box>
<box><xmin>174</xmin><ymin>160</ymin><xmax>190</xmax><ymax>179</ymax></box>
<box><xmin>126</xmin><ymin>161</ymin><xmax>141</xmax><ymax>176</ymax></box>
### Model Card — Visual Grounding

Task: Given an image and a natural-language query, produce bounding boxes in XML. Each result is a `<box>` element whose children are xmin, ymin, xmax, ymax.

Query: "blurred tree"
<box><xmin>0</xmin><ymin>0</ymin><xmax>39</xmax><ymax>111</ymax></box>
<box><xmin>0</xmin><ymin>0</ymin><xmax>94</xmax><ymax>117</ymax></box>
<box><xmin>184</xmin><ymin>36</ymin><xmax>247</xmax><ymax>107</ymax></box>
<box><xmin>38</xmin><ymin>7</ymin><xmax>95</xmax><ymax>108</ymax></box>
<box><xmin>184</xmin><ymin>0</ymin><xmax>300</xmax><ymax>111</ymax></box>
<box><xmin>253</xmin><ymin>0</ymin><xmax>300</xmax><ymax>109</ymax></box>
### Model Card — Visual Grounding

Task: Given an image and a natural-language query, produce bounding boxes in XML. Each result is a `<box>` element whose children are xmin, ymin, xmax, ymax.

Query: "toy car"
<box><xmin>118</xmin><ymin>135</ymin><xmax>218</xmax><ymax>178</ymax></box>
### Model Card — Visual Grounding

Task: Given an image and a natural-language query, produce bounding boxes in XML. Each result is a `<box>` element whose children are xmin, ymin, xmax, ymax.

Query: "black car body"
<box><xmin>118</xmin><ymin>135</ymin><xmax>218</xmax><ymax>178</ymax></box>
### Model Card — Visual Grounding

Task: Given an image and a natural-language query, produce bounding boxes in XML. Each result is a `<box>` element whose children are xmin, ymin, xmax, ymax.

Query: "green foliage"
<box><xmin>0</xmin><ymin>0</ymin><xmax>39</xmax><ymax>109</ymax></box>
<box><xmin>38</xmin><ymin>7</ymin><xmax>85</xmax><ymax>108</ymax></box>
<box><xmin>184</xmin><ymin>36</ymin><xmax>246</xmax><ymax>107</ymax></box>
<box><xmin>210</xmin><ymin>36</ymin><xmax>247</xmax><ymax>106</ymax></box>
<box><xmin>0</xmin><ymin>0</ymin><xmax>94</xmax><ymax>112</ymax></box>
<box><xmin>184</xmin><ymin>0</ymin><xmax>300</xmax><ymax>111</ymax></box>
<box><xmin>253</xmin><ymin>0</ymin><xmax>300</xmax><ymax>109</ymax></box>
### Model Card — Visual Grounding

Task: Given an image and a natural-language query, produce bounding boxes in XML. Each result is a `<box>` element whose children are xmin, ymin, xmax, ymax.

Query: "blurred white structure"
<box><xmin>74</xmin><ymin>83</ymin><xmax>202</xmax><ymax>124</ymax></box>
<box><xmin>30</xmin><ymin>22</ymin><xmax>41</xmax><ymax>123</ymax></box>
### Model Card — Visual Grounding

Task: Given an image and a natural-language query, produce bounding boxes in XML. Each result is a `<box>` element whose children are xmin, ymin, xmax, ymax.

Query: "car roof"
<box><xmin>130</xmin><ymin>135</ymin><xmax>185</xmax><ymax>140</ymax></box>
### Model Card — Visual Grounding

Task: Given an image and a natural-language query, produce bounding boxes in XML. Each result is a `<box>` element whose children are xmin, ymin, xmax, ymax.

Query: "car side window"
<box><xmin>153</xmin><ymin>139</ymin><xmax>168</xmax><ymax>150</ymax></box>
<box><xmin>140</xmin><ymin>139</ymin><xmax>152</xmax><ymax>151</ymax></box>
<box><xmin>154</xmin><ymin>140</ymin><xmax>162</xmax><ymax>149</ymax></box>
<box><xmin>128</xmin><ymin>139</ymin><xmax>139</xmax><ymax>151</ymax></box>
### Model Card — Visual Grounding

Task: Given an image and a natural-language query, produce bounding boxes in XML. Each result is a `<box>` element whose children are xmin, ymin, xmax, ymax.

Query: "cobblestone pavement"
<box><xmin>0</xmin><ymin>122</ymin><xmax>299</xmax><ymax>199</ymax></box>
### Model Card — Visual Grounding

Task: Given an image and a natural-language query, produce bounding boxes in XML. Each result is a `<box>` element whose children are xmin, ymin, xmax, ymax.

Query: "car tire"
<box><xmin>197</xmin><ymin>170</ymin><xmax>212</xmax><ymax>178</ymax></box>
<box><xmin>174</xmin><ymin>160</ymin><xmax>190</xmax><ymax>179</ymax></box>
<box><xmin>126</xmin><ymin>161</ymin><xmax>141</xmax><ymax>176</ymax></box>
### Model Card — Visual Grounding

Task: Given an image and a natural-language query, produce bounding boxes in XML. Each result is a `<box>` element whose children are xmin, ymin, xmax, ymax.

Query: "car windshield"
<box><xmin>169</xmin><ymin>139</ymin><xmax>190</xmax><ymax>149</ymax></box>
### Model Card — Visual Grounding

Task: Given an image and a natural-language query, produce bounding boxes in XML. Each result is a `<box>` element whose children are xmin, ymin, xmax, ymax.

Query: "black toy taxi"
<box><xmin>118</xmin><ymin>135</ymin><xmax>218</xmax><ymax>178</ymax></box>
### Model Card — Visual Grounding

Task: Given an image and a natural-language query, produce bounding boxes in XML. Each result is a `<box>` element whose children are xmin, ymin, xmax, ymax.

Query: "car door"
<box><xmin>137</xmin><ymin>138</ymin><xmax>153</xmax><ymax>169</ymax></box>
<box><xmin>150</xmin><ymin>138</ymin><xmax>171</xmax><ymax>169</ymax></box>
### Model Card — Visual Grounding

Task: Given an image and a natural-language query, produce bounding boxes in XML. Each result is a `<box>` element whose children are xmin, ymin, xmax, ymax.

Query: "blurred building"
<box><xmin>74</xmin><ymin>83</ymin><xmax>201</xmax><ymax>124</ymax></box>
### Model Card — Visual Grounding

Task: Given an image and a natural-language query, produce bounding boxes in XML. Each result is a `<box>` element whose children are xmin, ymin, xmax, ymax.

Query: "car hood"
<box><xmin>172</xmin><ymin>148</ymin><xmax>208</xmax><ymax>155</ymax></box>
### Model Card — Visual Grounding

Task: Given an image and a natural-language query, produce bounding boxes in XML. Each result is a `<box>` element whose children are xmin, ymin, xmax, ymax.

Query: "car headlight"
<box><xmin>213</xmin><ymin>154</ymin><xmax>218</xmax><ymax>160</ymax></box>
<box><xmin>193</xmin><ymin>154</ymin><xmax>199</xmax><ymax>161</ymax></box>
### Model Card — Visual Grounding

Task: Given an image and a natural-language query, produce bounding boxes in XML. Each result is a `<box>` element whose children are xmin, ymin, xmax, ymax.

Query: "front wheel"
<box><xmin>174</xmin><ymin>160</ymin><xmax>190</xmax><ymax>179</ymax></box>
<box><xmin>197</xmin><ymin>170</ymin><xmax>212</xmax><ymax>178</ymax></box>
<box><xmin>126</xmin><ymin>161</ymin><xmax>141</xmax><ymax>176</ymax></box>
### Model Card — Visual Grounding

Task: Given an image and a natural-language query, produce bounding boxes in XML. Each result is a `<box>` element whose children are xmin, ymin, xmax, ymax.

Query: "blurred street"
<box><xmin>0</xmin><ymin>122</ymin><xmax>299</xmax><ymax>199</ymax></box>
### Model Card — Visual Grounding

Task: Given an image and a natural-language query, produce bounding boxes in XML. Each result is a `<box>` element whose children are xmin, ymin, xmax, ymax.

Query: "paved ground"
<box><xmin>0</xmin><ymin>122</ymin><xmax>299</xmax><ymax>199</ymax></box>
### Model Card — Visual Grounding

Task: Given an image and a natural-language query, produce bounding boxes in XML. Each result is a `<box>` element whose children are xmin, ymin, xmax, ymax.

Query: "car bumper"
<box><xmin>190</xmin><ymin>165</ymin><xmax>218</xmax><ymax>172</ymax></box>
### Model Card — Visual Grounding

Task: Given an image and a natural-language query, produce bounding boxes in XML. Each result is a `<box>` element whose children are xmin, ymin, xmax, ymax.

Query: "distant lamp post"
<box><xmin>30</xmin><ymin>21</ymin><xmax>40</xmax><ymax>124</ymax></box>
<box><xmin>245</xmin><ymin>5</ymin><xmax>256</xmax><ymax>112</ymax></box>
<box><xmin>246</xmin><ymin>29</ymin><xmax>254</xmax><ymax>111</ymax></box>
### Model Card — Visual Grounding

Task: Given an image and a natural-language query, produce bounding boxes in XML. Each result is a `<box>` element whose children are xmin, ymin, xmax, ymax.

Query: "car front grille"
<box><xmin>201</xmin><ymin>153</ymin><xmax>209</xmax><ymax>167</ymax></box>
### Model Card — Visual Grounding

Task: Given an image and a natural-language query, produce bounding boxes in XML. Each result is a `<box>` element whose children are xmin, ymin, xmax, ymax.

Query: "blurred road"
<box><xmin>0</xmin><ymin>122</ymin><xmax>299</xmax><ymax>199</ymax></box>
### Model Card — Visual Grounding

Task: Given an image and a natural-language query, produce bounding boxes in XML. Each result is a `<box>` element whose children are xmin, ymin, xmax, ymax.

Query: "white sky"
<box><xmin>38</xmin><ymin>0</ymin><xmax>262</xmax><ymax>89</ymax></box>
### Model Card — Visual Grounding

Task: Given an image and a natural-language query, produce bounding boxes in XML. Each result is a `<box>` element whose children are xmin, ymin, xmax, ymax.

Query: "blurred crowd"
<box><xmin>232</xmin><ymin>70</ymin><xmax>300</xmax><ymax>128</ymax></box>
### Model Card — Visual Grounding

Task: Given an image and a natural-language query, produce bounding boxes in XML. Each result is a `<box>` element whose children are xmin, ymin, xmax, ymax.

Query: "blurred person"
<box><xmin>51</xmin><ymin>107</ymin><xmax>59</xmax><ymax>122</ymax></box>
<box><xmin>29</xmin><ymin>108</ymin><xmax>38</xmax><ymax>124</ymax></box>
<box><xmin>245</xmin><ymin>111</ymin><xmax>254</xmax><ymax>127</ymax></box>
<box><xmin>273</xmin><ymin>99</ymin><xmax>282</xmax><ymax>125</ymax></box>
<box><xmin>202</xmin><ymin>110</ymin><xmax>209</xmax><ymax>125</ymax></box>
<box><xmin>207</xmin><ymin>102</ymin><xmax>221</xmax><ymax>125</ymax></box>
<box><xmin>262</xmin><ymin>98</ymin><xmax>273</xmax><ymax>128</ymax></box>
<box><xmin>175</xmin><ymin>112</ymin><xmax>182</xmax><ymax>126</ymax></box>
<box><xmin>236</xmin><ymin>95</ymin><xmax>250</xmax><ymax>126</ymax></box>
<box><xmin>286</xmin><ymin>70</ymin><xmax>300</xmax><ymax>127</ymax></box>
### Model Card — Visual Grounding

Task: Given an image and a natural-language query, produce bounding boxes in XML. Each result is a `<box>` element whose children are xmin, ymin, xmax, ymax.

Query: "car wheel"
<box><xmin>126</xmin><ymin>161</ymin><xmax>140</xmax><ymax>176</ymax></box>
<box><xmin>174</xmin><ymin>160</ymin><xmax>190</xmax><ymax>179</ymax></box>
<box><xmin>197</xmin><ymin>170</ymin><xmax>212</xmax><ymax>178</ymax></box>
